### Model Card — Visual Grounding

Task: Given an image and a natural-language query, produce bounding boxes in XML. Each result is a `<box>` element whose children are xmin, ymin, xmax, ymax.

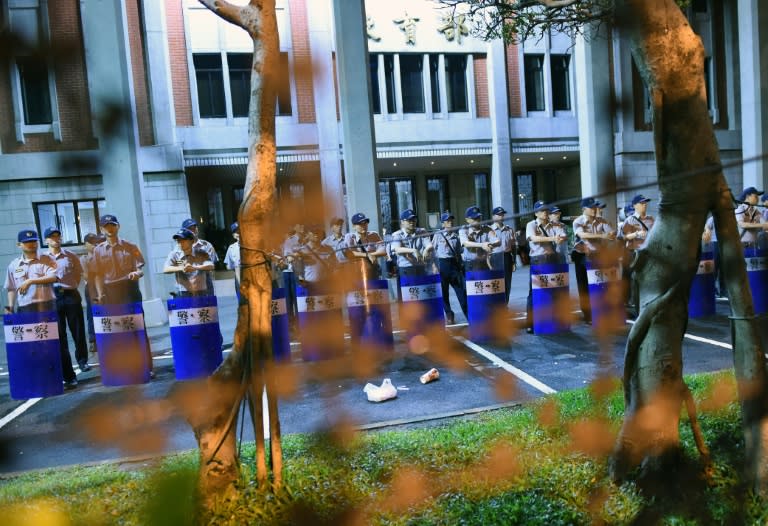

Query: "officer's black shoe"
<box><xmin>64</xmin><ymin>379</ymin><xmax>78</xmax><ymax>390</ymax></box>
<box><xmin>79</xmin><ymin>362</ymin><xmax>92</xmax><ymax>372</ymax></box>
<box><xmin>525</xmin><ymin>327</ymin><xmax>534</xmax><ymax>334</ymax></box>
<box><xmin>149</xmin><ymin>370</ymin><xmax>156</xmax><ymax>380</ymax></box>
<box><xmin>446</xmin><ymin>313</ymin><xmax>455</xmax><ymax>325</ymax></box>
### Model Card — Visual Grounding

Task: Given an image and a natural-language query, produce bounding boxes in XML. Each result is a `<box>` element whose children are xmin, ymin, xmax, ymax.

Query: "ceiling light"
<box><xmin>562</xmin><ymin>156</ymin><xmax>567</xmax><ymax>160</ymax></box>
<box><xmin>470</xmin><ymin>159</ymin><xmax>474</xmax><ymax>164</ymax></box>
<box><xmin>539</xmin><ymin>157</ymin><xmax>544</xmax><ymax>161</ymax></box>
<box><xmin>393</xmin><ymin>162</ymin><xmax>397</xmax><ymax>167</ymax></box>
<box><xmin>430</xmin><ymin>161</ymin><xmax>435</xmax><ymax>165</ymax></box>
<box><xmin>515</xmin><ymin>158</ymin><xmax>520</xmax><ymax>162</ymax></box>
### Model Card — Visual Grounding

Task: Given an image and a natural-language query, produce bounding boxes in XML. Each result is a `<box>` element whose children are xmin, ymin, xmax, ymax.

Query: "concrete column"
<box><xmin>331</xmin><ymin>0</ymin><xmax>380</xmax><ymax>231</ymax></box>
<box><xmin>80</xmin><ymin>0</ymin><xmax>155</xmax><ymax>297</ymax></box>
<box><xmin>487</xmin><ymin>39</ymin><xmax>515</xmax><ymax>227</ymax></box>
<box><xmin>738</xmin><ymin>0</ymin><xmax>768</xmax><ymax>190</ymax></box>
<box><xmin>307</xmin><ymin>0</ymin><xmax>344</xmax><ymax>222</ymax></box>
<box><xmin>575</xmin><ymin>26</ymin><xmax>617</xmax><ymax>223</ymax></box>
<box><xmin>141</xmin><ymin>0</ymin><xmax>176</xmax><ymax>145</ymax></box>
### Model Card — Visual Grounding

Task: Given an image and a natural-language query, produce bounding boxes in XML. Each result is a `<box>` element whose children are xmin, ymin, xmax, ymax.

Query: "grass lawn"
<box><xmin>1</xmin><ymin>370</ymin><xmax>766</xmax><ymax>525</ymax></box>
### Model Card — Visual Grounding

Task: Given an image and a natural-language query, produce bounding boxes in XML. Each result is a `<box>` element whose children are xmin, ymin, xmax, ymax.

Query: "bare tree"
<box><xmin>442</xmin><ymin>0</ymin><xmax>768</xmax><ymax>491</ymax></box>
<box><xmin>185</xmin><ymin>0</ymin><xmax>282</xmax><ymax>504</ymax></box>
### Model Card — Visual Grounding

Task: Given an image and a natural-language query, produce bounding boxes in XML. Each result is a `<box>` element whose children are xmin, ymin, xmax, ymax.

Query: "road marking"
<box><xmin>454</xmin><ymin>335</ymin><xmax>557</xmax><ymax>394</ymax></box>
<box><xmin>0</xmin><ymin>398</ymin><xmax>41</xmax><ymax>430</ymax></box>
<box><xmin>625</xmin><ymin>320</ymin><xmax>733</xmax><ymax>350</ymax></box>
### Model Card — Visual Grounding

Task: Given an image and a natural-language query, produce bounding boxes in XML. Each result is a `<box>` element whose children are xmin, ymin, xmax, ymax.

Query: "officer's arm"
<box><xmin>29</xmin><ymin>264</ymin><xmax>58</xmax><ymax>286</ymax></box>
<box><xmin>163</xmin><ymin>256</ymin><xmax>185</xmax><ymax>273</ymax></box>
<box><xmin>6</xmin><ymin>290</ymin><xmax>15</xmax><ymax>312</ymax></box>
<box><xmin>195</xmin><ymin>259</ymin><xmax>215</xmax><ymax>272</ymax></box>
<box><xmin>367</xmin><ymin>235</ymin><xmax>386</xmax><ymax>257</ymax></box>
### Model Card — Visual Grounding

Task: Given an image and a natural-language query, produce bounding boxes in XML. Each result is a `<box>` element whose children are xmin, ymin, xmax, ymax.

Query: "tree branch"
<box><xmin>198</xmin><ymin>0</ymin><xmax>247</xmax><ymax>30</ymax></box>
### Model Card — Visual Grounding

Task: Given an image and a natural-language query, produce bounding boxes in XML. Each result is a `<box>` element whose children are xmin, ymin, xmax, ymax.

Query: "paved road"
<box><xmin>0</xmin><ymin>273</ymin><xmax>753</xmax><ymax>474</ymax></box>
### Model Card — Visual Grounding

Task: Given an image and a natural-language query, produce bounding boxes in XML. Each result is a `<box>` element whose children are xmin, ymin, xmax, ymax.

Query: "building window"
<box><xmin>445</xmin><ymin>55</ymin><xmax>468</xmax><ymax>112</ymax></box>
<box><xmin>194</xmin><ymin>52</ymin><xmax>293</xmax><ymax>120</ymax></box>
<box><xmin>228</xmin><ymin>53</ymin><xmax>251</xmax><ymax>118</ymax></box>
<box><xmin>383</xmin><ymin>54</ymin><xmax>396</xmax><ymax>114</ymax></box>
<box><xmin>193</xmin><ymin>54</ymin><xmax>226</xmax><ymax>118</ymax></box>
<box><xmin>524</xmin><ymin>54</ymin><xmax>545</xmax><ymax>112</ymax></box>
<box><xmin>371</xmin><ymin>52</ymin><xmax>474</xmax><ymax>118</ymax></box>
<box><xmin>6</xmin><ymin>0</ymin><xmax>60</xmax><ymax>141</ymax></box>
<box><xmin>276</xmin><ymin>52</ymin><xmax>292</xmax><ymax>117</ymax></box>
<box><xmin>474</xmin><ymin>173</ymin><xmax>490</xmax><ymax>218</ymax></box>
<box><xmin>33</xmin><ymin>199</ymin><xmax>107</xmax><ymax>246</ymax></box>
<box><xmin>426</xmin><ymin>177</ymin><xmax>449</xmax><ymax>215</ymax></box>
<box><xmin>550</xmin><ymin>54</ymin><xmax>571</xmax><ymax>111</ymax></box>
<box><xmin>370</xmin><ymin>54</ymin><xmax>381</xmax><ymax>114</ymax></box>
<box><xmin>379</xmin><ymin>178</ymin><xmax>414</xmax><ymax>233</ymax></box>
<box><xmin>429</xmin><ymin>54</ymin><xmax>440</xmax><ymax>113</ymax></box>
<box><xmin>399</xmin><ymin>54</ymin><xmax>424</xmax><ymax>113</ymax></box>
<box><xmin>17</xmin><ymin>56</ymin><xmax>52</xmax><ymax>124</ymax></box>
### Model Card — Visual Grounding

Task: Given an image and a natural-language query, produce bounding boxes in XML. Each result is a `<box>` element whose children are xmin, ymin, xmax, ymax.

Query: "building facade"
<box><xmin>0</xmin><ymin>0</ymin><xmax>766</xmax><ymax>304</ymax></box>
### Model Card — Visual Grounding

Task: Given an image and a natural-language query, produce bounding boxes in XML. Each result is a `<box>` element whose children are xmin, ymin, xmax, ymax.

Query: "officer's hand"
<box><xmin>18</xmin><ymin>280</ymin><xmax>31</xmax><ymax>295</ymax></box>
<box><xmin>183</xmin><ymin>263</ymin><xmax>195</xmax><ymax>273</ymax></box>
<box><xmin>4</xmin><ymin>306</ymin><xmax>12</xmax><ymax>314</ymax></box>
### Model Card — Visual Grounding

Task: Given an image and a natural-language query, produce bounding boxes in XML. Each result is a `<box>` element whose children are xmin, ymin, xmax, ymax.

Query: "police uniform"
<box><xmin>81</xmin><ymin>232</ymin><xmax>104</xmax><ymax>353</ymax></box>
<box><xmin>489</xmin><ymin>206</ymin><xmax>516</xmax><ymax>304</ymax></box>
<box><xmin>282</xmin><ymin>225</ymin><xmax>306</xmax><ymax>329</ymax></box>
<box><xmin>390</xmin><ymin>209</ymin><xmax>433</xmax><ymax>278</ymax></box>
<box><xmin>297</xmin><ymin>226</ymin><xmax>334</xmax><ymax>284</ymax></box>
<box><xmin>524</xmin><ymin>202</ymin><xmax>566</xmax><ymax>329</ymax></box>
<box><xmin>571</xmin><ymin>197</ymin><xmax>616</xmax><ymax>323</ymax></box>
<box><xmin>344</xmin><ymin>212</ymin><xmax>385</xmax><ymax>281</ymax></box>
<box><xmin>432</xmin><ymin>212</ymin><xmax>467</xmax><ymax>324</ymax></box>
<box><xmin>735</xmin><ymin>187</ymin><xmax>767</xmax><ymax>247</ymax></box>
<box><xmin>164</xmin><ymin>228</ymin><xmax>215</xmax><ymax>296</ymax></box>
<box><xmin>459</xmin><ymin>206</ymin><xmax>498</xmax><ymax>272</ymax></box>
<box><xmin>621</xmin><ymin>194</ymin><xmax>655</xmax><ymax>317</ymax></box>
<box><xmin>93</xmin><ymin>214</ymin><xmax>154</xmax><ymax>377</ymax></box>
<box><xmin>5</xmin><ymin>229</ymin><xmax>77</xmax><ymax>386</ymax></box>
<box><xmin>321</xmin><ymin>218</ymin><xmax>350</xmax><ymax>265</ymax></box>
<box><xmin>548</xmin><ymin>207</ymin><xmax>569</xmax><ymax>263</ymax></box>
<box><xmin>224</xmin><ymin>222</ymin><xmax>241</xmax><ymax>300</ymax></box>
<box><xmin>44</xmin><ymin>226</ymin><xmax>90</xmax><ymax>371</ymax></box>
<box><xmin>181</xmin><ymin>218</ymin><xmax>218</xmax><ymax>294</ymax></box>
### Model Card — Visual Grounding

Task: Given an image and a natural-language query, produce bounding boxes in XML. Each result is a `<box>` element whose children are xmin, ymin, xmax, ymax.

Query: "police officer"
<box><xmin>702</xmin><ymin>214</ymin><xmax>726</xmax><ymax>298</ymax></box>
<box><xmin>345</xmin><ymin>212</ymin><xmax>386</xmax><ymax>281</ymax></box>
<box><xmin>44</xmin><ymin>226</ymin><xmax>90</xmax><ymax>372</ymax></box>
<box><xmin>297</xmin><ymin>225</ymin><xmax>334</xmax><ymax>285</ymax></box>
<box><xmin>93</xmin><ymin>214</ymin><xmax>154</xmax><ymax>378</ymax></box>
<box><xmin>81</xmin><ymin>232</ymin><xmax>105</xmax><ymax>355</ymax></box>
<box><xmin>181</xmin><ymin>218</ymin><xmax>218</xmax><ymax>293</ymax></box>
<box><xmin>548</xmin><ymin>206</ymin><xmax>570</xmax><ymax>263</ymax></box>
<box><xmin>459</xmin><ymin>205</ymin><xmax>498</xmax><ymax>271</ymax></box>
<box><xmin>432</xmin><ymin>212</ymin><xmax>467</xmax><ymax>325</ymax></box>
<box><xmin>282</xmin><ymin>223</ymin><xmax>306</xmax><ymax>330</ymax></box>
<box><xmin>163</xmin><ymin>228</ymin><xmax>215</xmax><ymax>296</ymax></box>
<box><xmin>735</xmin><ymin>187</ymin><xmax>768</xmax><ymax>247</ymax></box>
<box><xmin>224</xmin><ymin>222</ymin><xmax>241</xmax><ymax>300</ymax></box>
<box><xmin>622</xmin><ymin>194</ymin><xmax>655</xmax><ymax>318</ymax></box>
<box><xmin>390</xmin><ymin>209</ymin><xmax>434</xmax><ymax>278</ymax></box>
<box><xmin>525</xmin><ymin>201</ymin><xmax>567</xmax><ymax>332</ymax></box>
<box><xmin>321</xmin><ymin>217</ymin><xmax>351</xmax><ymax>285</ymax></box>
<box><xmin>5</xmin><ymin>229</ymin><xmax>78</xmax><ymax>389</ymax></box>
<box><xmin>571</xmin><ymin>197</ymin><xmax>616</xmax><ymax>324</ymax></box>
<box><xmin>489</xmin><ymin>206</ymin><xmax>516</xmax><ymax>304</ymax></box>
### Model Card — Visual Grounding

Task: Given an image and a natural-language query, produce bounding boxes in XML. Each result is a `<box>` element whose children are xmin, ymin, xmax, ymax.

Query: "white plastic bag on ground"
<box><xmin>363</xmin><ymin>378</ymin><xmax>398</xmax><ymax>402</ymax></box>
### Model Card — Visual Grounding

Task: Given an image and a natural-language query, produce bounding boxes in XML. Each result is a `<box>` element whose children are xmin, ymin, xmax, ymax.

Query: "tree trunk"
<box><xmin>610</xmin><ymin>0</ymin><xmax>768</xmax><ymax>490</ymax></box>
<box><xmin>188</xmin><ymin>0</ymin><xmax>281</xmax><ymax>506</ymax></box>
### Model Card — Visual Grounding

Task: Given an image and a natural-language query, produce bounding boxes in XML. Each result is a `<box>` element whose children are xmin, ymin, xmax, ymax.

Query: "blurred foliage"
<box><xmin>1</xmin><ymin>370</ymin><xmax>765</xmax><ymax>525</ymax></box>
